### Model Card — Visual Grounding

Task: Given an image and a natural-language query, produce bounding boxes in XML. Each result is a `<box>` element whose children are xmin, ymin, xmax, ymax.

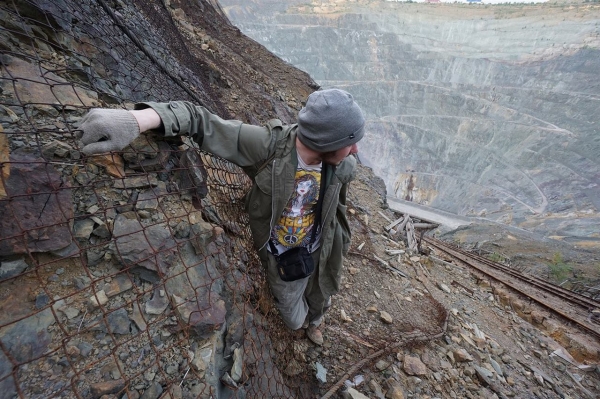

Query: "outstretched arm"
<box><xmin>79</xmin><ymin>102</ymin><xmax>275</xmax><ymax>167</ymax></box>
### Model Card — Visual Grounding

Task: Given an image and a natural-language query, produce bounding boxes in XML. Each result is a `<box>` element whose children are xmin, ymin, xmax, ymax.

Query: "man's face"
<box><xmin>321</xmin><ymin>143</ymin><xmax>359</xmax><ymax>165</ymax></box>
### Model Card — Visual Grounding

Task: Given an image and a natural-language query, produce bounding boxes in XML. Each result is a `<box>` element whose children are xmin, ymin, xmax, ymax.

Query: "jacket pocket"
<box><xmin>254</xmin><ymin>166</ymin><xmax>273</xmax><ymax>196</ymax></box>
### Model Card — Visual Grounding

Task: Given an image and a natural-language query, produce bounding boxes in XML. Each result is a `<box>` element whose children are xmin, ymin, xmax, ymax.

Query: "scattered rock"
<box><xmin>403</xmin><ymin>355</ymin><xmax>428</xmax><ymax>376</ymax></box>
<box><xmin>380</xmin><ymin>311</ymin><xmax>393</xmax><ymax>324</ymax></box>
<box><xmin>74</xmin><ymin>219</ymin><xmax>95</xmax><ymax>239</ymax></box>
<box><xmin>191</xmin><ymin>346</ymin><xmax>213</xmax><ymax>373</ymax></box>
<box><xmin>231</xmin><ymin>346</ymin><xmax>243</xmax><ymax>382</ymax></box>
<box><xmin>438</xmin><ymin>283</ymin><xmax>451</xmax><ymax>294</ymax></box>
<box><xmin>375</xmin><ymin>359</ymin><xmax>391</xmax><ymax>371</ymax></box>
<box><xmin>343</xmin><ymin>387</ymin><xmax>370</xmax><ymax>399</ymax></box>
<box><xmin>104</xmin><ymin>274</ymin><xmax>133</xmax><ymax>297</ymax></box>
<box><xmin>385</xmin><ymin>378</ymin><xmax>405</xmax><ymax>399</ymax></box>
<box><xmin>140</xmin><ymin>381</ymin><xmax>163</xmax><ymax>399</ymax></box>
<box><xmin>77</xmin><ymin>342</ymin><xmax>93</xmax><ymax>357</ymax></box>
<box><xmin>35</xmin><ymin>293</ymin><xmax>50</xmax><ymax>309</ymax></box>
<box><xmin>131</xmin><ymin>302</ymin><xmax>147</xmax><ymax>331</ymax></box>
<box><xmin>159</xmin><ymin>384</ymin><xmax>182</xmax><ymax>399</ymax></box>
<box><xmin>106</xmin><ymin>308</ymin><xmax>131</xmax><ymax>335</ymax></box>
<box><xmin>111</xmin><ymin>215</ymin><xmax>176</xmax><ymax>274</ymax></box>
<box><xmin>62</xmin><ymin>307</ymin><xmax>80</xmax><ymax>319</ymax></box>
<box><xmin>0</xmin><ymin>258</ymin><xmax>29</xmax><ymax>280</ymax></box>
<box><xmin>474</xmin><ymin>365</ymin><xmax>495</xmax><ymax>387</ymax></box>
<box><xmin>178</xmin><ymin>149</ymin><xmax>209</xmax><ymax>201</ymax></box>
<box><xmin>41</xmin><ymin>140</ymin><xmax>72</xmax><ymax>159</ymax></box>
<box><xmin>145</xmin><ymin>288</ymin><xmax>169</xmax><ymax>315</ymax></box>
<box><xmin>172</xmin><ymin>295</ymin><xmax>226</xmax><ymax>338</ymax></box>
<box><xmin>136</xmin><ymin>186</ymin><xmax>166</xmax><ymax>211</ymax></box>
<box><xmin>89</xmin><ymin>290</ymin><xmax>109</xmax><ymax>307</ymax></box>
<box><xmin>315</xmin><ymin>362</ymin><xmax>327</xmax><ymax>383</ymax></box>
<box><xmin>190</xmin><ymin>221</ymin><xmax>215</xmax><ymax>256</ymax></box>
<box><xmin>89</xmin><ymin>379</ymin><xmax>126</xmax><ymax>399</ymax></box>
<box><xmin>340</xmin><ymin>309</ymin><xmax>353</xmax><ymax>322</ymax></box>
<box><xmin>92</xmin><ymin>223</ymin><xmax>112</xmax><ymax>238</ymax></box>
<box><xmin>113</xmin><ymin>175</ymin><xmax>159</xmax><ymax>189</ymax></box>
<box><xmin>0</xmin><ymin>308</ymin><xmax>55</xmax><ymax>363</ymax></box>
<box><xmin>453</xmin><ymin>348</ymin><xmax>473</xmax><ymax>362</ymax></box>
<box><xmin>369</xmin><ymin>379</ymin><xmax>385</xmax><ymax>399</ymax></box>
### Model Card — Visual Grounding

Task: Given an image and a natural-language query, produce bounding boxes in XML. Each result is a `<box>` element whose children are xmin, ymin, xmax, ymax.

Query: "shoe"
<box><xmin>306</xmin><ymin>325</ymin><xmax>323</xmax><ymax>346</ymax></box>
<box><xmin>301</xmin><ymin>319</ymin><xmax>309</xmax><ymax>329</ymax></box>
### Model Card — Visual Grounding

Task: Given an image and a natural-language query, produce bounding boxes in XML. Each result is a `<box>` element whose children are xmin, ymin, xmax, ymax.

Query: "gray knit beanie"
<box><xmin>297</xmin><ymin>89</ymin><xmax>365</xmax><ymax>152</ymax></box>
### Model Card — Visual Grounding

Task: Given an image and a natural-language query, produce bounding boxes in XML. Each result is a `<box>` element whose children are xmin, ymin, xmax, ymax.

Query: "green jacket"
<box><xmin>138</xmin><ymin>101</ymin><xmax>355</xmax><ymax>296</ymax></box>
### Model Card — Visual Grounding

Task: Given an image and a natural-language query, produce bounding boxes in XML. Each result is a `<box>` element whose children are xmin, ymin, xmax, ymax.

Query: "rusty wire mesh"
<box><xmin>0</xmin><ymin>1</ymin><xmax>448</xmax><ymax>398</ymax></box>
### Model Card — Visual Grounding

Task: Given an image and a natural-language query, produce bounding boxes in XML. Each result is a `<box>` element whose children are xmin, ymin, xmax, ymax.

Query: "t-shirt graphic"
<box><xmin>272</xmin><ymin>168</ymin><xmax>321</xmax><ymax>251</ymax></box>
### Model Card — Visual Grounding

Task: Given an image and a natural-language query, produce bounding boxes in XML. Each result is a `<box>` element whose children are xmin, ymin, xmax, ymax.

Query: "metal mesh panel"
<box><xmin>0</xmin><ymin>1</ymin><xmax>447</xmax><ymax>398</ymax></box>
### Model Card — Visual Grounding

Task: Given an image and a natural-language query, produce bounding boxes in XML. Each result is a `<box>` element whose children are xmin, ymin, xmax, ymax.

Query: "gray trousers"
<box><xmin>263</xmin><ymin>248</ymin><xmax>330</xmax><ymax>330</ymax></box>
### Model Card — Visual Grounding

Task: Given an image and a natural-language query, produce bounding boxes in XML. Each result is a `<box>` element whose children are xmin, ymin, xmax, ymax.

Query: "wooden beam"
<box><xmin>406</xmin><ymin>218</ymin><xmax>418</xmax><ymax>252</ymax></box>
<box><xmin>377</xmin><ymin>211</ymin><xmax>392</xmax><ymax>223</ymax></box>
<box><xmin>413</xmin><ymin>223</ymin><xmax>439</xmax><ymax>229</ymax></box>
<box><xmin>384</xmin><ymin>215</ymin><xmax>406</xmax><ymax>231</ymax></box>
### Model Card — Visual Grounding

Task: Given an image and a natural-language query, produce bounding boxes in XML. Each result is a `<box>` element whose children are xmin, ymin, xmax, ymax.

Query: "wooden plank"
<box><xmin>377</xmin><ymin>211</ymin><xmax>392</xmax><ymax>223</ymax></box>
<box><xmin>398</xmin><ymin>215</ymin><xmax>410</xmax><ymax>233</ymax></box>
<box><xmin>384</xmin><ymin>215</ymin><xmax>405</xmax><ymax>231</ymax></box>
<box><xmin>413</xmin><ymin>223</ymin><xmax>439</xmax><ymax>229</ymax></box>
<box><xmin>406</xmin><ymin>218</ymin><xmax>418</xmax><ymax>252</ymax></box>
<box><xmin>373</xmin><ymin>255</ymin><xmax>408</xmax><ymax>278</ymax></box>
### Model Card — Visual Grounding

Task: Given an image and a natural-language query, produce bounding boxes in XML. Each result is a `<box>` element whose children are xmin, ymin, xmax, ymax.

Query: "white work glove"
<box><xmin>78</xmin><ymin>109</ymin><xmax>140</xmax><ymax>155</ymax></box>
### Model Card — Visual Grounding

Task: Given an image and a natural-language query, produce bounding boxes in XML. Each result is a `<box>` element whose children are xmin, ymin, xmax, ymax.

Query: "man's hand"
<box><xmin>78</xmin><ymin>109</ymin><xmax>141</xmax><ymax>155</ymax></box>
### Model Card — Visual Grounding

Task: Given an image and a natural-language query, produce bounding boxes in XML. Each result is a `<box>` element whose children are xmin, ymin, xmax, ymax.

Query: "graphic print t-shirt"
<box><xmin>270</xmin><ymin>155</ymin><xmax>322</xmax><ymax>254</ymax></box>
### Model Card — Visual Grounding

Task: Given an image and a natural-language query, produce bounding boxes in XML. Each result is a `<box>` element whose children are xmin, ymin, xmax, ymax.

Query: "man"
<box><xmin>79</xmin><ymin>89</ymin><xmax>365</xmax><ymax>345</ymax></box>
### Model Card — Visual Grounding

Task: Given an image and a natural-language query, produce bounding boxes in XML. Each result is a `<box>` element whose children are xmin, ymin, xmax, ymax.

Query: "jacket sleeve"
<box><xmin>135</xmin><ymin>101</ymin><xmax>273</xmax><ymax>167</ymax></box>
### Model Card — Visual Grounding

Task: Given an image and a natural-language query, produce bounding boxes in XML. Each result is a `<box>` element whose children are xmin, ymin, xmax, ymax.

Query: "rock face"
<box><xmin>0</xmin><ymin>152</ymin><xmax>73</xmax><ymax>256</ymax></box>
<box><xmin>2</xmin><ymin>0</ymin><xmax>600</xmax><ymax>398</ymax></box>
<box><xmin>221</xmin><ymin>0</ymin><xmax>600</xmax><ymax>242</ymax></box>
<box><xmin>0</xmin><ymin>0</ymin><xmax>316</xmax><ymax>397</ymax></box>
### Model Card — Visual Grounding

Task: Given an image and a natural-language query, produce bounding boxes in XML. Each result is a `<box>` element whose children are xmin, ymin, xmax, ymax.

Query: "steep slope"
<box><xmin>0</xmin><ymin>0</ymin><xmax>317</xmax><ymax>397</ymax></box>
<box><xmin>0</xmin><ymin>1</ymin><xmax>599</xmax><ymax>399</ymax></box>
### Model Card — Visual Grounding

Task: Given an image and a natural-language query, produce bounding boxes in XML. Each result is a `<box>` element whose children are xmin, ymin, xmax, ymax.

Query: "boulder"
<box><xmin>0</xmin><ymin>153</ymin><xmax>73</xmax><ymax>256</ymax></box>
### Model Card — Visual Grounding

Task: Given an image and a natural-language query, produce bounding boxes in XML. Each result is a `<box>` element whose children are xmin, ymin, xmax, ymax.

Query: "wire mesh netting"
<box><xmin>0</xmin><ymin>1</ymin><xmax>448</xmax><ymax>398</ymax></box>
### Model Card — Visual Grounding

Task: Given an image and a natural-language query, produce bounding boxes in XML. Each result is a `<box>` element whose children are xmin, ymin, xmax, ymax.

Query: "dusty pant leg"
<box><xmin>264</xmin><ymin>251</ymin><xmax>310</xmax><ymax>330</ymax></box>
<box><xmin>305</xmin><ymin>249</ymin><xmax>329</xmax><ymax>327</ymax></box>
<box><xmin>305</xmin><ymin>280</ymin><xmax>328</xmax><ymax>327</ymax></box>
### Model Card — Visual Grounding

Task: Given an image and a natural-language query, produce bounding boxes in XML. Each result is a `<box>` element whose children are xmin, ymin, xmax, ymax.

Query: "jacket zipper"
<box><xmin>320</xmin><ymin>183</ymin><xmax>341</xmax><ymax>237</ymax></box>
<box><xmin>259</xmin><ymin>158</ymin><xmax>278</xmax><ymax>251</ymax></box>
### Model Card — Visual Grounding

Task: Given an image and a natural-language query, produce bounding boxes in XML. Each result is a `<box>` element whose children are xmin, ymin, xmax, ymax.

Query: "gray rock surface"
<box><xmin>110</xmin><ymin>215</ymin><xmax>177</xmax><ymax>274</ymax></box>
<box><xmin>0</xmin><ymin>258</ymin><xmax>29</xmax><ymax>281</ymax></box>
<box><xmin>0</xmin><ymin>152</ymin><xmax>73</xmax><ymax>256</ymax></box>
<box><xmin>0</xmin><ymin>308</ymin><xmax>55</xmax><ymax>363</ymax></box>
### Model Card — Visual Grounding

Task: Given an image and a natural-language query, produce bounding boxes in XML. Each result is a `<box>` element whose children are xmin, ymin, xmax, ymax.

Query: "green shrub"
<box><xmin>487</xmin><ymin>252</ymin><xmax>505</xmax><ymax>263</ymax></box>
<box><xmin>548</xmin><ymin>252</ymin><xmax>572</xmax><ymax>283</ymax></box>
